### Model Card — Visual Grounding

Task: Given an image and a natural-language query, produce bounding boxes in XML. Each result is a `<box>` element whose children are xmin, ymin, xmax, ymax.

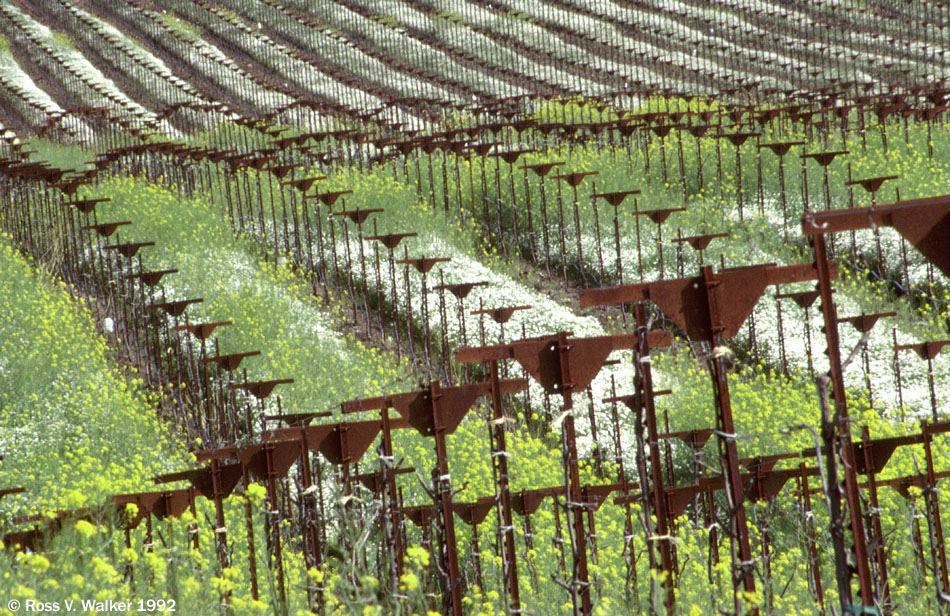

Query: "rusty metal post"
<box><xmin>209</xmin><ymin>458</ymin><xmax>231</xmax><ymax>572</ymax></box>
<box><xmin>699</xmin><ymin>265</ymin><xmax>758</xmax><ymax>612</ymax></box>
<box><xmin>555</xmin><ymin>332</ymin><xmax>594</xmax><ymax>616</ymax></box>
<box><xmin>759</xmin><ymin>141</ymin><xmax>804</xmax><ymax>241</ymax></box>
<box><xmin>242</xmin><ymin>463</ymin><xmax>260</xmax><ymax>601</ymax></box>
<box><xmin>489</xmin><ymin>358</ymin><xmax>522</xmax><ymax>611</ymax></box>
<box><xmin>263</xmin><ymin>444</ymin><xmax>287</xmax><ymax>613</ymax></box>
<box><xmin>297</xmin><ymin>431</ymin><xmax>323</xmax><ymax>605</ymax></box>
<box><xmin>429</xmin><ymin>381</ymin><xmax>464</xmax><ymax>616</ymax></box>
<box><xmin>380</xmin><ymin>406</ymin><xmax>404</xmax><ymax>582</ymax></box>
<box><xmin>466</xmin><ymin>332</ymin><xmax>636</xmax><ymax>614</ymax></box>
<box><xmin>633</xmin><ymin>304</ymin><xmax>675</xmax><ymax>611</ymax></box>
<box><xmin>458</xmin><ymin>339</ymin><xmax>579</xmax><ymax>612</ymax></box>
<box><xmin>811</xmin><ymin>232</ymin><xmax>876</xmax><ymax>611</ymax></box>
<box><xmin>922</xmin><ymin>420</ymin><xmax>950</xmax><ymax>597</ymax></box>
<box><xmin>860</xmin><ymin>426</ymin><xmax>891</xmax><ymax>610</ymax></box>
<box><xmin>895</xmin><ymin>341</ymin><xmax>950</xmax><ymax>422</ymax></box>
<box><xmin>799</xmin><ymin>463</ymin><xmax>823</xmax><ymax>610</ymax></box>
<box><xmin>340</xmin><ymin>398</ymin><xmax>406</xmax><ymax>587</ymax></box>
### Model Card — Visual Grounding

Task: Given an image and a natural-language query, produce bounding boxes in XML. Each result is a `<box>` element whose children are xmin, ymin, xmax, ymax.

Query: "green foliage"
<box><xmin>0</xmin><ymin>236</ymin><xmax>188</xmax><ymax>512</ymax></box>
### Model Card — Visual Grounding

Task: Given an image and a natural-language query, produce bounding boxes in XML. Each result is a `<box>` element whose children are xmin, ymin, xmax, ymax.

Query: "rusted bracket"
<box><xmin>320</xmin><ymin>420</ymin><xmax>394</xmax><ymax>466</ymax></box>
<box><xmin>112</xmin><ymin>491</ymin><xmax>163</xmax><ymax>529</ymax></box>
<box><xmin>308</xmin><ymin>190</ymin><xmax>354</xmax><ymax>206</ymax></box>
<box><xmin>802</xmin><ymin>194</ymin><xmax>950</xmax><ymax>276</ymax></box>
<box><xmin>776</xmin><ymin>288</ymin><xmax>822</xmax><ymax>309</ymax></box>
<box><xmin>592</xmin><ymin>190</ymin><xmax>640</xmax><ymax>206</ymax></box>
<box><xmin>836</xmin><ymin>311</ymin><xmax>896</xmax><ymax>332</ymax></box>
<box><xmin>614</xmin><ymin>466</ymin><xmax>820</xmax><ymax>511</ymax></box>
<box><xmin>681</xmin><ymin>124</ymin><xmax>713</xmax><ymax>139</ymax></box>
<box><xmin>237</xmin><ymin>442</ymin><xmax>301</xmax><ymax>483</ymax></box>
<box><xmin>200</xmin><ymin>350</ymin><xmax>261</xmax><ymax>371</ymax></box>
<box><xmin>846</xmin><ymin>175</ymin><xmax>898</xmax><ymax>194</ymax></box>
<box><xmin>511</xmin><ymin>486</ymin><xmax>566</xmax><ymax>516</ymax></box>
<box><xmin>396</xmin><ymin>257</ymin><xmax>451</xmax><ymax>274</ymax></box>
<box><xmin>657</xmin><ymin>428</ymin><xmax>715</xmax><ymax>450</ymax></box>
<box><xmin>171</xmin><ymin>321</ymin><xmax>232</xmax><ymax>340</ymax></box>
<box><xmin>633</xmin><ymin>207</ymin><xmax>685</xmax><ymax>225</ymax></box>
<box><xmin>746</xmin><ymin>467</ymin><xmax>820</xmax><ymax>503</ymax></box>
<box><xmin>579</xmin><ymin>481</ymin><xmax>640</xmax><ymax>511</ymax></box>
<box><xmin>456</xmin><ymin>331</ymin><xmax>670</xmax><ymax>372</ymax></box>
<box><xmin>470</xmin><ymin>305</ymin><xmax>531</xmax><ymax>324</ymax></box>
<box><xmin>228</xmin><ymin>378</ymin><xmax>294</xmax><ymax>399</ymax></box>
<box><xmin>3</xmin><ymin>527</ymin><xmax>43</xmax><ymax>552</ymax></box>
<box><xmin>581</xmin><ymin>262</ymin><xmax>831</xmax><ymax>339</ymax></box>
<box><xmin>759</xmin><ymin>141</ymin><xmax>805</xmax><ymax>156</ymax></box>
<box><xmin>803</xmin><ymin>150</ymin><xmax>849</xmax><ymax>167</ymax></box>
<box><xmin>552</xmin><ymin>171</ymin><xmax>598</xmax><ymax>186</ymax></box>
<box><xmin>895</xmin><ymin>339</ymin><xmax>950</xmax><ymax>360</ymax></box>
<box><xmin>671</xmin><ymin>233</ymin><xmax>728</xmax><ymax>251</ymax></box>
<box><xmin>432</xmin><ymin>281</ymin><xmax>488</xmax><ymax>299</ymax></box>
<box><xmin>64</xmin><ymin>197</ymin><xmax>109</xmax><ymax>213</ymax></box>
<box><xmin>146</xmin><ymin>298</ymin><xmax>203</xmax><ymax>317</ymax></box>
<box><xmin>280</xmin><ymin>176</ymin><xmax>325</xmax><ymax>193</ymax></box>
<box><xmin>343</xmin><ymin>380</ymin><xmax>526</xmax><ymax>436</ymax></box>
<box><xmin>332</xmin><ymin>208</ymin><xmax>383</xmax><ymax>225</ymax></box>
<box><xmin>153</xmin><ymin>463</ymin><xmax>244</xmax><ymax>500</ymax></box>
<box><xmin>852</xmin><ymin>434</ymin><xmax>923</xmax><ymax>475</ymax></box>
<box><xmin>875</xmin><ymin>470</ymin><xmax>950</xmax><ymax>499</ymax></box>
<box><xmin>150</xmin><ymin>490</ymin><xmax>195</xmax><ymax>520</ymax></box>
<box><xmin>365</xmin><ymin>232</ymin><xmax>417</xmax><ymax>250</ymax></box>
<box><xmin>104</xmin><ymin>241</ymin><xmax>154</xmax><ymax>258</ymax></box>
<box><xmin>266</xmin><ymin>164</ymin><xmax>298</xmax><ymax>180</ymax></box>
<box><xmin>123</xmin><ymin>269</ymin><xmax>178</xmax><ymax>287</ymax></box>
<box><xmin>490</xmin><ymin>149</ymin><xmax>534</xmax><ymax>164</ymax></box>
<box><xmin>520</xmin><ymin>161</ymin><xmax>566</xmax><ymax>177</ymax></box>
<box><xmin>716</xmin><ymin>132</ymin><xmax>759</xmax><ymax>147</ymax></box>
<box><xmin>401</xmin><ymin>505</ymin><xmax>438</xmax><ymax>528</ymax></box>
<box><xmin>80</xmin><ymin>221</ymin><xmax>131</xmax><ymax>237</ymax></box>
<box><xmin>261</xmin><ymin>423</ymin><xmax>336</xmax><ymax>448</ymax></box>
<box><xmin>453</xmin><ymin>497</ymin><xmax>496</xmax><ymax>526</ymax></box>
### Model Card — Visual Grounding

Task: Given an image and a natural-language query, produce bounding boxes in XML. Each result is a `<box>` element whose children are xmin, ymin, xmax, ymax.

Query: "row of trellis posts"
<box><xmin>1</xmin><ymin>93</ymin><xmax>950</xmax><ymax>616</ymax></box>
